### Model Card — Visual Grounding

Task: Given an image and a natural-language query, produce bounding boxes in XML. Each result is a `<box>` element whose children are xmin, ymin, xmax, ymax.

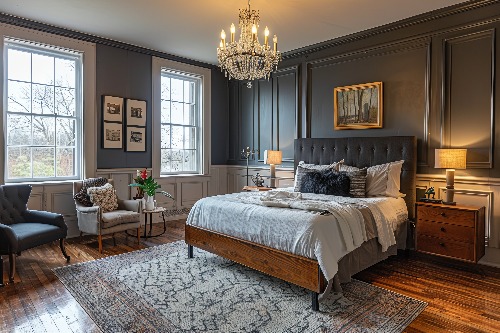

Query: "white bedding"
<box><xmin>186</xmin><ymin>190</ymin><xmax>408</xmax><ymax>281</ymax></box>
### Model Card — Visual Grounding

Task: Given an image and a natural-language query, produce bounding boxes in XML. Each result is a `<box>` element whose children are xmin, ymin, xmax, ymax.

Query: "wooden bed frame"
<box><xmin>186</xmin><ymin>136</ymin><xmax>417</xmax><ymax>311</ymax></box>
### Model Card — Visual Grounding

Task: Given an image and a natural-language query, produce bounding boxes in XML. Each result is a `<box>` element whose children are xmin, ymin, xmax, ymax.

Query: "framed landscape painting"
<box><xmin>334</xmin><ymin>82</ymin><xmax>383</xmax><ymax>130</ymax></box>
<box><xmin>126</xmin><ymin>126</ymin><xmax>146</xmax><ymax>152</ymax></box>
<box><xmin>103</xmin><ymin>122</ymin><xmax>123</xmax><ymax>149</ymax></box>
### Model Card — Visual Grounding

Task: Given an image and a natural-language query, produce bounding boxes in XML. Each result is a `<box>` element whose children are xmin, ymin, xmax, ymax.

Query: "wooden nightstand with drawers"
<box><xmin>415</xmin><ymin>202</ymin><xmax>485</xmax><ymax>263</ymax></box>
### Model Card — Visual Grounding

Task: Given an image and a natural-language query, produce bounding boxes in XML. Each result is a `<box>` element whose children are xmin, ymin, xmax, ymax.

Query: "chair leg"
<box><xmin>0</xmin><ymin>255</ymin><xmax>4</xmax><ymax>287</ymax></box>
<box><xmin>60</xmin><ymin>239</ymin><xmax>71</xmax><ymax>262</ymax></box>
<box><xmin>137</xmin><ymin>228</ymin><xmax>140</xmax><ymax>244</ymax></box>
<box><xmin>8</xmin><ymin>253</ymin><xmax>15</xmax><ymax>283</ymax></box>
<box><xmin>98</xmin><ymin>235</ymin><xmax>103</xmax><ymax>253</ymax></box>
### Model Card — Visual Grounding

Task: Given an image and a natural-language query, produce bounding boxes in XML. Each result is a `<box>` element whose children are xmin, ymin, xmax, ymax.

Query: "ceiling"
<box><xmin>0</xmin><ymin>0</ymin><xmax>469</xmax><ymax>65</ymax></box>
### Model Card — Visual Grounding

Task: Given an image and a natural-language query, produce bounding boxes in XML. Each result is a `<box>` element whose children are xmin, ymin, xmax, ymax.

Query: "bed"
<box><xmin>185</xmin><ymin>136</ymin><xmax>417</xmax><ymax>310</ymax></box>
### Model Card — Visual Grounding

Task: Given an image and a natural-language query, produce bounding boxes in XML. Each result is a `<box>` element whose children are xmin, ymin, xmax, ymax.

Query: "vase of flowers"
<box><xmin>129</xmin><ymin>168</ymin><xmax>174</xmax><ymax>210</ymax></box>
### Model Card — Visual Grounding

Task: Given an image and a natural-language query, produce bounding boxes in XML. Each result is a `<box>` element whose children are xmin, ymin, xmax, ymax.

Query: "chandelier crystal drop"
<box><xmin>217</xmin><ymin>0</ymin><xmax>281</xmax><ymax>88</ymax></box>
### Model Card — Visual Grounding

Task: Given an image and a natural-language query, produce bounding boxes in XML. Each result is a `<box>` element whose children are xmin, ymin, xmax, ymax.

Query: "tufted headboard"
<box><xmin>294</xmin><ymin>136</ymin><xmax>417</xmax><ymax>219</ymax></box>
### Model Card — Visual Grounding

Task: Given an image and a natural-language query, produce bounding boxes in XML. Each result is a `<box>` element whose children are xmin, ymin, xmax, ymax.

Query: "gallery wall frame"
<box><xmin>333</xmin><ymin>81</ymin><xmax>383</xmax><ymax>130</ymax></box>
<box><xmin>103</xmin><ymin>122</ymin><xmax>123</xmax><ymax>149</ymax></box>
<box><xmin>126</xmin><ymin>99</ymin><xmax>147</xmax><ymax>127</ymax></box>
<box><xmin>126</xmin><ymin>126</ymin><xmax>146</xmax><ymax>152</ymax></box>
<box><xmin>103</xmin><ymin>95</ymin><xmax>124</xmax><ymax>123</ymax></box>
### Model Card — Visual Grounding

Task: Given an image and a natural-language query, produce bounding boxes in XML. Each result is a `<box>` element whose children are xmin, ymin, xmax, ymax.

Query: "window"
<box><xmin>4</xmin><ymin>39</ymin><xmax>82</xmax><ymax>181</ymax></box>
<box><xmin>160</xmin><ymin>70</ymin><xmax>202</xmax><ymax>174</ymax></box>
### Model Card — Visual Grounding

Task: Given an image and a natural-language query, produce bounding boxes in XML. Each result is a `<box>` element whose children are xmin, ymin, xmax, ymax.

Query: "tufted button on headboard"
<box><xmin>295</xmin><ymin>136</ymin><xmax>417</xmax><ymax>219</ymax></box>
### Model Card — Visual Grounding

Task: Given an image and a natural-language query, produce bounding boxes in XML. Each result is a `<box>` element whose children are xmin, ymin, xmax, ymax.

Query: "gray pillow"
<box><xmin>299</xmin><ymin>170</ymin><xmax>350</xmax><ymax>196</ymax></box>
<box><xmin>341</xmin><ymin>168</ymin><xmax>367</xmax><ymax>198</ymax></box>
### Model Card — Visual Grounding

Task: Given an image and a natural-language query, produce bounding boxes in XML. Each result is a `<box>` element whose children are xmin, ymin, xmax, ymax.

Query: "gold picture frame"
<box><xmin>334</xmin><ymin>82</ymin><xmax>383</xmax><ymax>130</ymax></box>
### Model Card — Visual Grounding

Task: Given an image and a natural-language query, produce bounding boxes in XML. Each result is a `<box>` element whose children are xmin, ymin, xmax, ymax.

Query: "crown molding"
<box><xmin>0</xmin><ymin>12</ymin><xmax>218</xmax><ymax>70</ymax></box>
<box><xmin>283</xmin><ymin>0</ymin><xmax>499</xmax><ymax>60</ymax></box>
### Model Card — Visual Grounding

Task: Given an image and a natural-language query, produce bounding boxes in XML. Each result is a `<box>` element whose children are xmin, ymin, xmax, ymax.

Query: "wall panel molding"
<box><xmin>441</xmin><ymin>29</ymin><xmax>495</xmax><ymax>168</ymax></box>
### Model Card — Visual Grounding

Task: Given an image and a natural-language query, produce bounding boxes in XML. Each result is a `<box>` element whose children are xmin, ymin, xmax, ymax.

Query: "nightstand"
<box><xmin>416</xmin><ymin>202</ymin><xmax>485</xmax><ymax>262</ymax></box>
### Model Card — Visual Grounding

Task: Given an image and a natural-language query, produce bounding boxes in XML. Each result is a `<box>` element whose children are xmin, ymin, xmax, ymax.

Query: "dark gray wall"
<box><xmin>96</xmin><ymin>44</ymin><xmax>153</xmax><ymax>169</ymax></box>
<box><xmin>228</xmin><ymin>1</ymin><xmax>500</xmax><ymax>178</ymax></box>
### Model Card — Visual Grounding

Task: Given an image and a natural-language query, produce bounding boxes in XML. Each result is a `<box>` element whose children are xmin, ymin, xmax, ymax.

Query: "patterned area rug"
<box><xmin>53</xmin><ymin>242</ymin><xmax>426</xmax><ymax>333</ymax></box>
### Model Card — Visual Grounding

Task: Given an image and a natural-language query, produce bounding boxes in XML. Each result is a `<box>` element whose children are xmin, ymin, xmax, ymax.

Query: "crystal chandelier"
<box><xmin>217</xmin><ymin>0</ymin><xmax>281</xmax><ymax>88</ymax></box>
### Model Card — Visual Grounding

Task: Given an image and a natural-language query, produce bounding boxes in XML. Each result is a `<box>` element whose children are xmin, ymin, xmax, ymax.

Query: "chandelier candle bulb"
<box><xmin>273</xmin><ymin>35</ymin><xmax>278</xmax><ymax>53</ymax></box>
<box><xmin>220</xmin><ymin>29</ymin><xmax>226</xmax><ymax>48</ymax></box>
<box><xmin>264</xmin><ymin>26</ymin><xmax>269</xmax><ymax>46</ymax></box>
<box><xmin>230</xmin><ymin>23</ymin><xmax>235</xmax><ymax>42</ymax></box>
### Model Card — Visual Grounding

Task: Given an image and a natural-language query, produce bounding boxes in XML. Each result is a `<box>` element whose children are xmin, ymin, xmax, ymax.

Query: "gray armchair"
<box><xmin>73</xmin><ymin>179</ymin><xmax>142</xmax><ymax>253</ymax></box>
<box><xmin>0</xmin><ymin>184</ymin><xmax>69</xmax><ymax>285</ymax></box>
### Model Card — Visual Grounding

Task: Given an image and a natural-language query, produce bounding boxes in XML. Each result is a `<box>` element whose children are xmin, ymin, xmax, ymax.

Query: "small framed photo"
<box><xmin>126</xmin><ymin>99</ymin><xmax>147</xmax><ymax>127</ymax></box>
<box><xmin>126</xmin><ymin>126</ymin><xmax>146</xmax><ymax>152</ymax></box>
<box><xmin>103</xmin><ymin>122</ymin><xmax>123</xmax><ymax>149</ymax></box>
<box><xmin>103</xmin><ymin>96</ymin><xmax>123</xmax><ymax>123</ymax></box>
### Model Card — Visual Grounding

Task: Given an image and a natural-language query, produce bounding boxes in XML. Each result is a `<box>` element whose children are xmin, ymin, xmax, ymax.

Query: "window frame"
<box><xmin>160</xmin><ymin>70</ymin><xmax>202</xmax><ymax>175</ymax></box>
<box><xmin>0</xmin><ymin>24</ymin><xmax>97</xmax><ymax>184</ymax></box>
<box><xmin>3</xmin><ymin>39</ymin><xmax>83</xmax><ymax>182</ymax></box>
<box><xmin>152</xmin><ymin>57</ymin><xmax>211</xmax><ymax>178</ymax></box>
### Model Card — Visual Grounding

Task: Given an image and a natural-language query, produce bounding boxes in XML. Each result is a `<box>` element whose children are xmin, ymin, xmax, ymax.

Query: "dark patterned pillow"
<box><xmin>299</xmin><ymin>170</ymin><xmax>350</xmax><ymax>196</ymax></box>
<box><xmin>341</xmin><ymin>168</ymin><xmax>367</xmax><ymax>198</ymax></box>
<box><xmin>74</xmin><ymin>177</ymin><xmax>108</xmax><ymax>207</ymax></box>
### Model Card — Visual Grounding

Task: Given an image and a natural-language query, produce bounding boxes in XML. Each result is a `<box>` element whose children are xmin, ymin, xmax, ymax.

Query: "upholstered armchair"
<box><xmin>73</xmin><ymin>178</ymin><xmax>142</xmax><ymax>253</ymax></box>
<box><xmin>0</xmin><ymin>184</ymin><xmax>69</xmax><ymax>285</ymax></box>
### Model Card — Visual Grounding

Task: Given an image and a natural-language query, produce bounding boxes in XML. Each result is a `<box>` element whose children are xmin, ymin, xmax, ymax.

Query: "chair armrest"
<box><xmin>117</xmin><ymin>199</ymin><xmax>141</xmax><ymax>213</ymax></box>
<box><xmin>22</xmin><ymin>210</ymin><xmax>67</xmax><ymax>230</ymax></box>
<box><xmin>76</xmin><ymin>205</ymin><xmax>100</xmax><ymax>214</ymax></box>
<box><xmin>0</xmin><ymin>223</ymin><xmax>18</xmax><ymax>252</ymax></box>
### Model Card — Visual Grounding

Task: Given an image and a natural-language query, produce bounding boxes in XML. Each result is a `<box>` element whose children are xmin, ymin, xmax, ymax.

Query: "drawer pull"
<box><xmin>439</xmin><ymin>242</ymin><xmax>445</xmax><ymax>247</ymax></box>
<box><xmin>440</xmin><ymin>212</ymin><xmax>446</xmax><ymax>217</ymax></box>
<box><xmin>440</xmin><ymin>227</ymin><xmax>446</xmax><ymax>232</ymax></box>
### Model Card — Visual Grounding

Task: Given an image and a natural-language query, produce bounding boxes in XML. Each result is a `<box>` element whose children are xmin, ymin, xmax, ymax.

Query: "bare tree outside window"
<box><xmin>5</xmin><ymin>43</ymin><xmax>81</xmax><ymax>180</ymax></box>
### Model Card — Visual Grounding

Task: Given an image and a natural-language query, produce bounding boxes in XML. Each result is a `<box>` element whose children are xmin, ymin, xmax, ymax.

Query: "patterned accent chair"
<box><xmin>73</xmin><ymin>179</ymin><xmax>142</xmax><ymax>253</ymax></box>
<box><xmin>0</xmin><ymin>184</ymin><xmax>69</xmax><ymax>285</ymax></box>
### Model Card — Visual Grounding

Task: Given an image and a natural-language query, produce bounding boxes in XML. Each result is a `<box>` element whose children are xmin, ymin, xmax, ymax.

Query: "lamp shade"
<box><xmin>435</xmin><ymin>149</ymin><xmax>467</xmax><ymax>169</ymax></box>
<box><xmin>264</xmin><ymin>150</ymin><xmax>282</xmax><ymax>165</ymax></box>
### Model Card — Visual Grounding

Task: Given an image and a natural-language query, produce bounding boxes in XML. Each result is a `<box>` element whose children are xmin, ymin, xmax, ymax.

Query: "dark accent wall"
<box><xmin>228</xmin><ymin>1</ymin><xmax>500</xmax><ymax>178</ymax></box>
<box><xmin>96</xmin><ymin>44</ymin><xmax>153</xmax><ymax>169</ymax></box>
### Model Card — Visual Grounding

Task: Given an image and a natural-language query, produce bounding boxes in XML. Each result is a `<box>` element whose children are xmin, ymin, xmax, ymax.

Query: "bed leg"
<box><xmin>188</xmin><ymin>244</ymin><xmax>193</xmax><ymax>258</ymax></box>
<box><xmin>312</xmin><ymin>291</ymin><xmax>319</xmax><ymax>311</ymax></box>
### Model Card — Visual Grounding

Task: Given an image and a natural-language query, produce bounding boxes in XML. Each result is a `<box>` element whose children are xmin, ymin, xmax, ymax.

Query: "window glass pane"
<box><xmin>33</xmin><ymin>147</ymin><xmax>54</xmax><ymax>177</ymax></box>
<box><xmin>170</xmin><ymin>149</ymin><xmax>182</xmax><ymax>172</ymax></box>
<box><xmin>33</xmin><ymin>116</ymin><xmax>55</xmax><ymax>146</ymax></box>
<box><xmin>184</xmin><ymin>127</ymin><xmax>196</xmax><ymax>149</ymax></box>
<box><xmin>8</xmin><ymin>49</ymin><xmax>31</xmax><ymax>82</ymax></box>
<box><xmin>183</xmin><ymin>104</ymin><xmax>196</xmax><ymax>126</ymax></box>
<box><xmin>183</xmin><ymin>150</ymin><xmax>197</xmax><ymax>172</ymax></box>
<box><xmin>55</xmin><ymin>58</ymin><xmax>76</xmax><ymax>88</ymax></box>
<box><xmin>7</xmin><ymin>115</ymin><xmax>32</xmax><ymax>146</ymax></box>
<box><xmin>32</xmin><ymin>53</ymin><xmax>54</xmax><ymax>85</ymax></box>
<box><xmin>56</xmin><ymin>148</ymin><xmax>75</xmax><ymax>177</ymax></box>
<box><xmin>32</xmin><ymin>84</ymin><xmax>54</xmax><ymax>114</ymax></box>
<box><xmin>171</xmin><ymin>126</ymin><xmax>183</xmax><ymax>149</ymax></box>
<box><xmin>161</xmin><ymin>149</ymin><xmax>171</xmax><ymax>173</ymax></box>
<box><xmin>171</xmin><ymin>102</ymin><xmax>183</xmax><ymax>124</ymax></box>
<box><xmin>8</xmin><ymin>80</ymin><xmax>31</xmax><ymax>113</ymax></box>
<box><xmin>7</xmin><ymin>147</ymin><xmax>31</xmax><ymax>179</ymax></box>
<box><xmin>161</xmin><ymin>101</ymin><xmax>170</xmax><ymax>123</ymax></box>
<box><xmin>55</xmin><ymin>87</ymin><xmax>76</xmax><ymax>116</ymax></box>
<box><xmin>171</xmin><ymin>78</ymin><xmax>183</xmax><ymax>102</ymax></box>
<box><xmin>161</xmin><ymin>76</ymin><xmax>170</xmax><ymax>100</ymax></box>
<box><xmin>183</xmin><ymin>81</ymin><xmax>190</xmax><ymax>102</ymax></box>
<box><xmin>56</xmin><ymin>118</ymin><xmax>76</xmax><ymax>146</ymax></box>
<box><xmin>161</xmin><ymin>125</ymin><xmax>171</xmax><ymax>148</ymax></box>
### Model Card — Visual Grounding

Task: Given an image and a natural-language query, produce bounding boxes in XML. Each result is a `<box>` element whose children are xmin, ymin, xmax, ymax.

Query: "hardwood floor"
<box><xmin>1</xmin><ymin>219</ymin><xmax>499</xmax><ymax>332</ymax></box>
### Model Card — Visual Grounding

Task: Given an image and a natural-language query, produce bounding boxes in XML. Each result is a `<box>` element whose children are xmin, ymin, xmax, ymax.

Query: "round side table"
<box><xmin>142</xmin><ymin>207</ymin><xmax>167</xmax><ymax>238</ymax></box>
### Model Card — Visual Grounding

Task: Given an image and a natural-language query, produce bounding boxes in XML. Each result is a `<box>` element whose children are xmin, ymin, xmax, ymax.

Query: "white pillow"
<box><xmin>339</xmin><ymin>160</ymin><xmax>404</xmax><ymax>198</ymax></box>
<box><xmin>294</xmin><ymin>160</ymin><xmax>344</xmax><ymax>192</ymax></box>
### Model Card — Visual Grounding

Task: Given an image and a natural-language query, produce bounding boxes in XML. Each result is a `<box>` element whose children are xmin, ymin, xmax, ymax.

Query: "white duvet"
<box><xmin>186</xmin><ymin>190</ymin><xmax>408</xmax><ymax>281</ymax></box>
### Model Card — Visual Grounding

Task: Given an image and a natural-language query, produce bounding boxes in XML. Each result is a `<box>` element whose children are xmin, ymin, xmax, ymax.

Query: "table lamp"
<box><xmin>264</xmin><ymin>150</ymin><xmax>282</xmax><ymax>188</ymax></box>
<box><xmin>434</xmin><ymin>148</ymin><xmax>467</xmax><ymax>205</ymax></box>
